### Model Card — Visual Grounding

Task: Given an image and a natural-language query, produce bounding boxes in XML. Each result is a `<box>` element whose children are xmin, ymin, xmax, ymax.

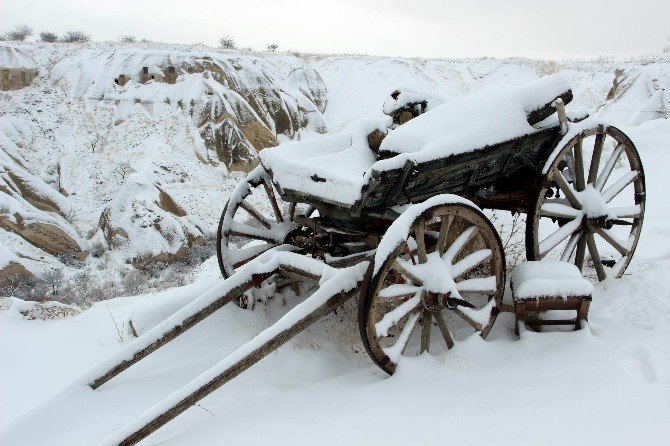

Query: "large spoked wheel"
<box><xmin>527</xmin><ymin>125</ymin><xmax>645</xmax><ymax>281</ymax></box>
<box><xmin>216</xmin><ymin>165</ymin><xmax>310</xmax><ymax>279</ymax></box>
<box><xmin>360</xmin><ymin>202</ymin><xmax>505</xmax><ymax>375</ymax></box>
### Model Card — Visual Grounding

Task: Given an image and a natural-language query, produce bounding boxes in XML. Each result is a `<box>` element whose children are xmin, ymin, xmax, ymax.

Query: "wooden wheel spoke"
<box><xmin>551</xmin><ymin>170</ymin><xmax>582</xmax><ymax>210</ymax></box>
<box><xmin>288</xmin><ymin>202</ymin><xmax>296</xmax><ymax>222</ymax></box>
<box><xmin>595</xmin><ymin>143</ymin><xmax>624</xmax><ymax>191</ymax></box>
<box><xmin>393</xmin><ymin>259</ymin><xmax>423</xmax><ymax>286</ymax></box>
<box><xmin>540</xmin><ymin>202</ymin><xmax>581</xmax><ymax>219</ymax></box>
<box><xmin>595</xmin><ymin>228</ymin><xmax>629</xmax><ymax>256</ymax></box>
<box><xmin>451</xmin><ymin>307</ymin><xmax>483</xmax><ymax>331</ymax></box>
<box><xmin>444</xmin><ymin>226</ymin><xmax>478</xmax><ymax>262</ymax></box>
<box><xmin>560</xmin><ymin>231</ymin><xmax>581</xmax><ymax>262</ymax></box>
<box><xmin>420</xmin><ymin>309</ymin><xmax>432</xmax><ymax>354</ymax></box>
<box><xmin>573</xmin><ymin>139</ymin><xmax>585</xmax><ymax>191</ymax></box>
<box><xmin>239</xmin><ymin>200</ymin><xmax>273</xmax><ymax>229</ymax></box>
<box><xmin>602</xmin><ymin>171</ymin><xmax>639</xmax><ymax>203</ymax></box>
<box><xmin>228</xmin><ymin>243</ymin><xmax>274</xmax><ymax>267</ymax></box>
<box><xmin>374</xmin><ymin>293</ymin><xmax>422</xmax><ymax>337</ymax></box>
<box><xmin>414</xmin><ymin>219</ymin><xmax>428</xmax><ymax>263</ymax></box>
<box><xmin>451</xmin><ymin>249</ymin><xmax>492</xmax><ymax>280</ymax></box>
<box><xmin>586</xmin><ymin>233</ymin><xmax>607</xmax><ymax>281</ymax></box>
<box><xmin>382</xmin><ymin>312</ymin><xmax>421</xmax><ymax>363</ymax></box>
<box><xmin>610</xmin><ymin>205</ymin><xmax>642</xmax><ymax>219</ymax></box>
<box><xmin>437</xmin><ymin>215</ymin><xmax>453</xmax><ymax>256</ymax></box>
<box><xmin>574</xmin><ymin>232</ymin><xmax>587</xmax><ymax>271</ymax></box>
<box><xmin>538</xmin><ymin>217</ymin><xmax>582</xmax><ymax>257</ymax></box>
<box><xmin>378</xmin><ymin>283</ymin><xmax>422</xmax><ymax>299</ymax></box>
<box><xmin>456</xmin><ymin>276</ymin><xmax>497</xmax><ymax>294</ymax></box>
<box><xmin>588</xmin><ymin>133</ymin><xmax>604</xmax><ymax>185</ymax></box>
<box><xmin>433</xmin><ymin>311</ymin><xmax>455</xmax><ymax>349</ymax></box>
<box><xmin>229</xmin><ymin>222</ymin><xmax>278</xmax><ymax>243</ymax></box>
<box><xmin>262</xmin><ymin>179</ymin><xmax>284</xmax><ymax>223</ymax></box>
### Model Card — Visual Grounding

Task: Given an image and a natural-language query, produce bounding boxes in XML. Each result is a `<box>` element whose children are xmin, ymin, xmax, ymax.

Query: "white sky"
<box><xmin>2</xmin><ymin>0</ymin><xmax>669</xmax><ymax>59</ymax></box>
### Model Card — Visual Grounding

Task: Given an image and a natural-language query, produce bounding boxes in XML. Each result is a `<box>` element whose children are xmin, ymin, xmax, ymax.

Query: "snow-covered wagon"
<box><xmin>79</xmin><ymin>75</ymin><xmax>644</xmax><ymax>445</ymax></box>
<box><xmin>216</xmin><ymin>73</ymin><xmax>645</xmax><ymax>372</ymax></box>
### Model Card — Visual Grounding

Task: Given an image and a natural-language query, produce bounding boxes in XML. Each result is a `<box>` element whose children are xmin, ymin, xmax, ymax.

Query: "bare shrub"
<box><xmin>186</xmin><ymin>240</ymin><xmax>215</xmax><ymax>266</ymax></box>
<box><xmin>536</xmin><ymin>60</ymin><xmax>558</xmax><ymax>76</ymax></box>
<box><xmin>61</xmin><ymin>30</ymin><xmax>90</xmax><ymax>43</ymax></box>
<box><xmin>266</xmin><ymin>43</ymin><xmax>278</xmax><ymax>52</ymax></box>
<box><xmin>120</xmin><ymin>35</ymin><xmax>136</xmax><ymax>43</ymax></box>
<box><xmin>489</xmin><ymin>210</ymin><xmax>527</xmax><ymax>272</ymax></box>
<box><xmin>39</xmin><ymin>31</ymin><xmax>58</xmax><ymax>43</ymax></box>
<box><xmin>41</xmin><ymin>269</ymin><xmax>65</xmax><ymax>296</ymax></box>
<box><xmin>113</xmin><ymin>162</ymin><xmax>133</xmax><ymax>181</ymax></box>
<box><xmin>2</xmin><ymin>25</ymin><xmax>33</xmax><ymax>42</ymax></box>
<box><xmin>219</xmin><ymin>36</ymin><xmax>236</xmax><ymax>49</ymax></box>
<box><xmin>89</xmin><ymin>239</ymin><xmax>107</xmax><ymax>258</ymax></box>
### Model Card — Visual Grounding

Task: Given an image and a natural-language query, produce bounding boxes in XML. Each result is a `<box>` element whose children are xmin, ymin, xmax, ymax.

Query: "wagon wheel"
<box><xmin>360</xmin><ymin>202</ymin><xmax>505</xmax><ymax>375</ymax></box>
<box><xmin>527</xmin><ymin>125</ymin><xmax>645</xmax><ymax>281</ymax></box>
<box><xmin>216</xmin><ymin>165</ymin><xmax>312</xmax><ymax>286</ymax></box>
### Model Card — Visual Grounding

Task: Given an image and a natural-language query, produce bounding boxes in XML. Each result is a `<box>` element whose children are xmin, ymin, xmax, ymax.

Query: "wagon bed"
<box><xmin>260</xmin><ymin>75</ymin><xmax>573</xmax><ymax>220</ymax></box>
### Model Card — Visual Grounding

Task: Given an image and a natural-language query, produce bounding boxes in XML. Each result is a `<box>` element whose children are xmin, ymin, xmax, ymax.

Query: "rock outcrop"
<box><xmin>0</xmin><ymin>116</ymin><xmax>87</xmax><ymax>262</ymax></box>
<box><xmin>51</xmin><ymin>49</ymin><xmax>328</xmax><ymax>171</ymax></box>
<box><xmin>97</xmin><ymin>173</ymin><xmax>205</xmax><ymax>266</ymax></box>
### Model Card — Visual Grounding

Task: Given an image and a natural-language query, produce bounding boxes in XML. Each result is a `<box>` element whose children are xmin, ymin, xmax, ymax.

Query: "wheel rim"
<box><xmin>528</xmin><ymin>125</ymin><xmax>645</xmax><ymax>281</ymax></box>
<box><xmin>216</xmin><ymin>166</ymin><xmax>310</xmax><ymax>279</ymax></box>
<box><xmin>361</xmin><ymin>204</ymin><xmax>505</xmax><ymax>375</ymax></box>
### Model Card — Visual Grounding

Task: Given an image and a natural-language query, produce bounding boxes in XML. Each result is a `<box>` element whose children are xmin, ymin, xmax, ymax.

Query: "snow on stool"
<box><xmin>511</xmin><ymin>261</ymin><xmax>594</xmax><ymax>335</ymax></box>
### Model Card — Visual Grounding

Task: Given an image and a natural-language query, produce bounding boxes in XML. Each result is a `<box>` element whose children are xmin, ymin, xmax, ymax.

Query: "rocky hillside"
<box><xmin>0</xmin><ymin>41</ymin><xmax>668</xmax><ymax>303</ymax></box>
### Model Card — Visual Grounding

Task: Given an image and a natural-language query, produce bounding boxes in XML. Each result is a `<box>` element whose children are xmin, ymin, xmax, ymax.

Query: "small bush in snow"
<box><xmin>121</xmin><ymin>269</ymin><xmax>150</xmax><ymax>295</ymax></box>
<box><xmin>187</xmin><ymin>241</ymin><xmax>215</xmax><ymax>265</ymax></box>
<box><xmin>41</xmin><ymin>269</ymin><xmax>65</xmax><ymax>296</ymax></box>
<box><xmin>536</xmin><ymin>60</ymin><xmax>557</xmax><ymax>76</ymax></box>
<box><xmin>2</xmin><ymin>25</ymin><xmax>33</xmax><ymax>42</ymax></box>
<box><xmin>39</xmin><ymin>31</ymin><xmax>58</xmax><ymax>43</ymax></box>
<box><xmin>61</xmin><ymin>30</ymin><xmax>90</xmax><ymax>43</ymax></box>
<box><xmin>219</xmin><ymin>36</ymin><xmax>236</xmax><ymax>49</ymax></box>
<box><xmin>90</xmin><ymin>240</ymin><xmax>107</xmax><ymax>258</ymax></box>
<box><xmin>242</xmin><ymin>46</ymin><xmax>253</xmax><ymax>51</ymax></box>
<box><xmin>120</xmin><ymin>35</ymin><xmax>136</xmax><ymax>43</ymax></box>
<box><xmin>266</xmin><ymin>43</ymin><xmax>279</xmax><ymax>52</ymax></box>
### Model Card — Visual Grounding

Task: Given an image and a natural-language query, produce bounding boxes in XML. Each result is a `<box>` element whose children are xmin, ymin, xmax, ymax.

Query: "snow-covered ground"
<box><xmin>1</xmin><ymin>42</ymin><xmax>670</xmax><ymax>445</ymax></box>
<box><xmin>2</xmin><ymin>118</ymin><xmax>670</xmax><ymax>444</ymax></box>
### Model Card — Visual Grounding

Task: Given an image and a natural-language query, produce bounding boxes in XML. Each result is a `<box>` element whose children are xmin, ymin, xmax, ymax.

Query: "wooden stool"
<box><xmin>511</xmin><ymin>261</ymin><xmax>594</xmax><ymax>335</ymax></box>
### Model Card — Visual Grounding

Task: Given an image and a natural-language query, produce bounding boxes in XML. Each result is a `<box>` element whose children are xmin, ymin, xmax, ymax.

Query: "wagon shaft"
<box><xmin>80</xmin><ymin>252</ymin><xmax>367</xmax><ymax>446</ymax></box>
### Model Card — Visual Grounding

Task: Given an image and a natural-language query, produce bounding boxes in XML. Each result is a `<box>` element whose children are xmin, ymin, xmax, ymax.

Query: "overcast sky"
<box><xmin>2</xmin><ymin>0</ymin><xmax>669</xmax><ymax>59</ymax></box>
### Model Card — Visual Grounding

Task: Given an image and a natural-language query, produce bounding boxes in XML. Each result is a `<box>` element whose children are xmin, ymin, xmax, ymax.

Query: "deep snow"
<box><xmin>2</xmin><ymin>118</ymin><xmax>670</xmax><ymax>445</ymax></box>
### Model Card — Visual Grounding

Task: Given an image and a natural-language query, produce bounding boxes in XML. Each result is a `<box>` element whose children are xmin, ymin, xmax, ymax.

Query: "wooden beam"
<box><xmin>526</xmin><ymin>90</ymin><xmax>573</xmax><ymax>126</ymax></box>
<box><xmin>89</xmin><ymin>272</ymin><xmax>273</xmax><ymax>389</ymax></box>
<box><xmin>108</xmin><ymin>284</ymin><xmax>363</xmax><ymax>446</ymax></box>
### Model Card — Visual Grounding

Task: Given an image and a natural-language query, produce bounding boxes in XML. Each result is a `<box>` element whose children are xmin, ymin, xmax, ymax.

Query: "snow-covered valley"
<box><xmin>1</xmin><ymin>41</ymin><xmax>670</xmax><ymax>445</ymax></box>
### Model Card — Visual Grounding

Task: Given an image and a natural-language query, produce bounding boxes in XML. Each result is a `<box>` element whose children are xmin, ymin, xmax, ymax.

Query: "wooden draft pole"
<box><xmin>101</xmin><ymin>261</ymin><xmax>368</xmax><ymax>446</ymax></box>
<box><xmin>88</xmin><ymin>271</ymin><xmax>273</xmax><ymax>389</ymax></box>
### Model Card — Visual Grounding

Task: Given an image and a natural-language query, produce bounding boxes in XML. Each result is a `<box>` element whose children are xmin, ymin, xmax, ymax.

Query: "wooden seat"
<box><xmin>511</xmin><ymin>261</ymin><xmax>594</xmax><ymax>335</ymax></box>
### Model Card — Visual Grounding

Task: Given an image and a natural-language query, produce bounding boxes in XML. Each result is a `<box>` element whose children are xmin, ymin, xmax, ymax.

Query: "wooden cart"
<box><xmin>217</xmin><ymin>75</ymin><xmax>645</xmax><ymax>373</ymax></box>
<box><xmin>83</xmin><ymin>76</ymin><xmax>644</xmax><ymax>445</ymax></box>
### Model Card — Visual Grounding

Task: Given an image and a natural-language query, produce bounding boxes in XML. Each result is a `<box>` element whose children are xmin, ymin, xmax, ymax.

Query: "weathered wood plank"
<box><xmin>89</xmin><ymin>272</ymin><xmax>273</xmax><ymax>389</ymax></box>
<box><xmin>109</xmin><ymin>285</ymin><xmax>363</xmax><ymax>446</ymax></box>
<box><xmin>526</xmin><ymin>89</ymin><xmax>573</xmax><ymax>126</ymax></box>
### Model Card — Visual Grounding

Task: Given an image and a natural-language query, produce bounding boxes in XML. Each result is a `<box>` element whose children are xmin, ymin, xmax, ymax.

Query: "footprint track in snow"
<box><xmin>617</xmin><ymin>344</ymin><xmax>657</xmax><ymax>384</ymax></box>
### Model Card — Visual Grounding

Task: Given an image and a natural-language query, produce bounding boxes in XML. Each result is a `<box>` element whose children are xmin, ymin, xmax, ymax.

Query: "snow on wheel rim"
<box><xmin>527</xmin><ymin>125</ymin><xmax>645</xmax><ymax>281</ymax></box>
<box><xmin>360</xmin><ymin>199</ymin><xmax>505</xmax><ymax>375</ymax></box>
<box><xmin>216</xmin><ymin>165</ymin><xmax>307</xmax><ymax>280</ymax></box>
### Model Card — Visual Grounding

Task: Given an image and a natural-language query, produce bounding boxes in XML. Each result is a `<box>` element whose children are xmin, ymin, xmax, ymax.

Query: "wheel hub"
<box><xmin>421</xmin><ymin>292</ymin><xmax>446</xmax><ymax>312</ymax></box>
